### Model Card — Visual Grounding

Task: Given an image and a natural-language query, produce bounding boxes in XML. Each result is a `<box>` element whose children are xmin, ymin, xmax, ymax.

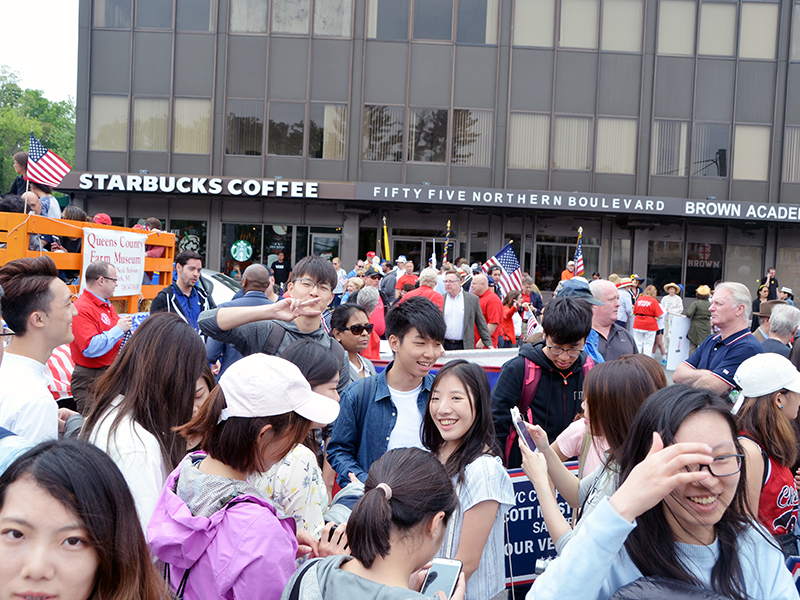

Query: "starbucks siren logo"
<box><xmin>231</xmin><ymin>239</ymin><xmax>253</xmax><ymax>262</ymax></box>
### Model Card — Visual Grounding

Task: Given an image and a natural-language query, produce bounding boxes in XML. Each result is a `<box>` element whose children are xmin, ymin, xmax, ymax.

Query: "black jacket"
<box><xmin>150</xmin><ymin>281</ymin><xmax>215</xmax><ymax>332</ymax></box>
<box><xmin>491</xmin><ymin>340</ymin><xmax>590</xmax><ymax>468</ymax></box>
<box><xmin>8</xmin><ymin>175</ymin><xmax>26</xmax><ymax>196</ymax></box>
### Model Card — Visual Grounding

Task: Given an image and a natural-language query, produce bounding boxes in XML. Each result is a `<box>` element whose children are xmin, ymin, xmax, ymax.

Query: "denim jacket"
<box><xmin>326</xmin><ymin>362</ymin><xmax>435</xmax><ymax>488</ymax></box>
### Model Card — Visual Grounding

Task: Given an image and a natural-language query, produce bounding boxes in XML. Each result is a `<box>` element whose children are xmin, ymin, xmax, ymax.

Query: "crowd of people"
<box><xmin>2</xmin><ymin>193</ymin><xmax>800</xmax><ymax>599</ymax></box>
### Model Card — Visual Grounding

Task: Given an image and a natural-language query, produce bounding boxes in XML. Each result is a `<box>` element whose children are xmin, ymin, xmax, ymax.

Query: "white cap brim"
<box><xmin>292</xmin><ymin>391</ymin><xmax>341</xmax><ymax>425</ymax></box>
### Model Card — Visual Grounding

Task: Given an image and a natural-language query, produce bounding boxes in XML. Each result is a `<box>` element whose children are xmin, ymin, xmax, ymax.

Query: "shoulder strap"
<box><xmin>582</xmin><ymin>356</ymin><xmax>594</xmax><ymax>377</ymax></box>
<box><xmin>739</xmin><ymin>434</ymin><xmax>770</xmax><ymax>487</ymax></box>
<box><xmin>288</xmin><ymin>559</ymin><xmax>319</xmax><ymax>600</ymax></box>
<box><xmin>504</xmin><ymin>358</ymin><xmax>541</xmax><ymax>464</ymax></box>
<box><xmin>263</xmin><ymin>324</ymin><xmax>286</xmax><ymax>356</ymax></box>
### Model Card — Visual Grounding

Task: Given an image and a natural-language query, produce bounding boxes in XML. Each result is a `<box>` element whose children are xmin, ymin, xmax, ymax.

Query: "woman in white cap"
<box><xmin>734</xmin><ymin>353</ymin><xmax>800</xmax><ymax>558</ymax></box>
<box><xmin>147</xmin><ymin>353</ymin><xmax>341</xmax><ymax>600</ymax></box>
<box><xmin>659</xmin><ymin>283</ymin><xmax>684</xmax><ymax>365</ymax></box>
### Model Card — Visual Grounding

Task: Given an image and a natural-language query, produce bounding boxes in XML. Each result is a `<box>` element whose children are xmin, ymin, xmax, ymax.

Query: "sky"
<box><xmin>3</xmin><ymin>1</ymin><xmax>80</xmax><ymax>103</ymax></box>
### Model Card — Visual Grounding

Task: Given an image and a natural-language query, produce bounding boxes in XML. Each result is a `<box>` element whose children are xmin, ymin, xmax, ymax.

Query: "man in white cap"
<box><xmin>560</xmin><ymin>261</ymin><xmax>575</xmax><ymax>281</ymax></box>
<box><xmin>778</xmin><ymin>286</ymin><xmax>794</xmax><ymax>306</ymax></box>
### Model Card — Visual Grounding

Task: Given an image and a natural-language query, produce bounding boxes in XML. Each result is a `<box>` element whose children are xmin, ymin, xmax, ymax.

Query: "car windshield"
<box><xmin>203</xmin><ymin>270</ymin><xmax>241</xmax><ymax>293</ymax></box>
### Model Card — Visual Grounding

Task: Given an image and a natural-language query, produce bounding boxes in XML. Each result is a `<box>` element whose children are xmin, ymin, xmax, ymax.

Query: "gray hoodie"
<box><xmin>281</xmin><ymin>556</ymin><xmax>430</xmax><ymax>600</ymax></box>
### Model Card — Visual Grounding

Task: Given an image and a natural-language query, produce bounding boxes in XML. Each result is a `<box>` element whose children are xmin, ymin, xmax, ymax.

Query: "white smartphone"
<box><xmin>420</xmin><ymin>558</ymin><xmax>463</xmax><ymax>598</ymax></box>
<box><xmin>511</xmin><ymin>406</ymin><xmax>537</xmax><ymax>452</ymax></box>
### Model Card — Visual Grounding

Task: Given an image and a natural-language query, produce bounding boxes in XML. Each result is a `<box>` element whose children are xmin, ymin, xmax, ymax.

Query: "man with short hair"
<box><xmin>762</xmin><ymin>304</ymin><xmax>800</xmax><ymax>358</ymax></box>
<box><xmin>488</xmin><ymin>266</ymin><xmax>503</xmax><ymax>298</ymax></box>
<box><xmin>70</xmin><ymin>260</ymin><xmax>134</xmax><ymax>413</ymax></box>
<box><xmin>0</xmin><ymin>257</ymin><xmax>78</xmax><ymax>442</ymax></box>
<box><xmin>150</xmin><ymin>250</ymin><xmax>214</xmax><ymax>333</ymax></box>
<box><xmin>752</xmin><ymin>299</ymin><xmax>786</xmax><ymax>343</ymax></box>
<box><xmin>379</xmin><ymin>261</ymin><xmax>397</xmax><ymax>304</ymax></box>
<box><xmin>271</xmin><ymin>251</ymin><xmax>292</xmax><ymax>290</ymax></box>
<box><xmin>347</xmin><ymin>259</ymin><xmax>365</xmax><ymax>278</ymax></box>
<box><xmin>395</xmin><ymin>261</ymin><xmax>419</xmax><ymax>299</ymax></box>
<box><xmin>397</xmin><ymin>267</ymin><xmax>444</xmax><ymax>309</ymax></box>
<box><xmin>442</xmin><ymin>271</ymin><xmax>492</xmax><ymax>350</ymax></box>
<box><xmin>327</xmin><ymin>297</ymin><xmax>445</xmax><ymax>487</ymax></box>
<box><xmin>674</xmin><ymin>282</ymin><xmax>763</xmax><ymax>395</ymax></box>
<box><xmin>758</xmin><ymin>267</ymin><xmax>779</xmax><ymax>300</ymax></box>
<box><xmin>588</xmin><ymin>279</ymin><xmax>638</xmax><ymax>361</ymax></box>
<box><xmin>199</xmin><ymin>255</ymin><xmax>351</xmax><ymax>394</ymax></box>
<box><xmin>471</xmin><ymin>273</ymin><xmax>503</xmax><ymax>348</ymax></box>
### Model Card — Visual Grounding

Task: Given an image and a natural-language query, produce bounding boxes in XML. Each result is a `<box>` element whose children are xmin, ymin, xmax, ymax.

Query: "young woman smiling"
<box><xmin>422</xmin><ymin>360</ymin><xmax>514</xmax><ymax>600</ymax></box>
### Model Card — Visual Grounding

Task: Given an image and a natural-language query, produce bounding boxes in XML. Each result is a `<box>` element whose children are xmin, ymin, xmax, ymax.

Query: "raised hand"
<box><xmin>268</xmin><ymin>297</ymin><xmax>323</xmax><ymax>322</ymax></box>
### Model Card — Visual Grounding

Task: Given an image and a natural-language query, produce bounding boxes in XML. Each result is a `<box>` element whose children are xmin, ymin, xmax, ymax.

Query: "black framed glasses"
<box><xmin>294</xmin><ymin>278</ymin><xmax>333</xmax><ymax>294</ymax></box>
<box><xmin>545</xmin><ymin>344</ymin><xmax>583</xmax><ymax>357</ymax></box>
<box><xmin>102</xmin><ymin>276</ymin><xmax>118</xmax><ymax>282</ymax></box>
<box><xmin>1</xmin><ymin>326</ymin><xmax>15</xmax><ymax>347</ymax></box>
<box><xmin>685</xmin><ymin>454</ymin><xmax>744</xmax><ymax>477</ymax></box>
<box><xmin>341</xmin><ymin>323</ymin><xmax>374</xmax><ymax>335</ymax></box>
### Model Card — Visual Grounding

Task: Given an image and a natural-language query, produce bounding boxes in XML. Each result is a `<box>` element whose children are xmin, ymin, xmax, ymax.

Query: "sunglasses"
<box><xmin>340</xmin><ymin>323</ymin><xmax>375</xmax><ymax>335</ymax></box>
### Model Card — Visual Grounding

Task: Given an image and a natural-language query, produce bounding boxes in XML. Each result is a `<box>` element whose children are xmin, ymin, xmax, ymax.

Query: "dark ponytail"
<box><xmin>347</xmin><ymin>448</ymin><xmax>459</xmax><ymax>568</ymax></box>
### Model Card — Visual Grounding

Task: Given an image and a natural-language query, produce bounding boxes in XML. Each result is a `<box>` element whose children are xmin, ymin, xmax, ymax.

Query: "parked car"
<box><xmin>199</xmin><ymin>269</ymin><xmax>241</xmax><ymax>305</ymax></box>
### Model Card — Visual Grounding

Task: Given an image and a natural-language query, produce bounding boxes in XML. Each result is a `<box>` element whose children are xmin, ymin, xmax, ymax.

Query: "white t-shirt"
<box><xmin>0</xmin><ymin>353</ymin><xmax>59</xmax><ymax>443</ymax></box>
<box><xmin>386</xmin><ymin>383</ymin><xmax>425</xmax><ymax>451</ymax></box>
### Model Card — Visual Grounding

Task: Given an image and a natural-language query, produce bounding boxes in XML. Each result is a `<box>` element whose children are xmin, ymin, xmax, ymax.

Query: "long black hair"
<box><xmin>617</xmin><ymin>385</ymin><xmax>757</xmax><ymax>600</ymax></box>
<box><xmin>422</xmin><ymin>360</ymin><xmax>500</xmax><ymax>485</ymax></box>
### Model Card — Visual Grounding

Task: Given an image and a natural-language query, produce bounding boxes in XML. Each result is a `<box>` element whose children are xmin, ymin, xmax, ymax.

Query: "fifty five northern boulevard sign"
<box><xmin>66</xmin><ymin>172</ymin><xmax>797</xmax><ymax>223</ymax></box>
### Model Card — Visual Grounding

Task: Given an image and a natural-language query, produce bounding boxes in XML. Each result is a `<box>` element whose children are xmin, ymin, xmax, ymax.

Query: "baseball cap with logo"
<box><xmin>396</xmin><ymin>255</ymin><xmax>407</xmax><ymax>264</ymax></box>
<box><xmin>218</xmin><ymin>354</ymin><xmax>340</xmax><ymax>425</ymax></box>
<box><xmin>734</xmin><ymin>353</ymin><xmax>800</xmax><ymax>398</ymax></box>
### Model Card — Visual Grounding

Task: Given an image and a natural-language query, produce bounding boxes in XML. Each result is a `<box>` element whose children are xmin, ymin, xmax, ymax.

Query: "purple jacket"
<box><xmin>147</xmin><ymin>464</ymin><xmax>298</xmax><ymax>600</ymax></box>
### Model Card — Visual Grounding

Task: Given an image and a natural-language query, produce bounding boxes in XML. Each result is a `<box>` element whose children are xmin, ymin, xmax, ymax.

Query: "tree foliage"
<box><xmin>0</xmin><ymin>66</ymin><xmax>75</xmax><ymax>193</ymax></box>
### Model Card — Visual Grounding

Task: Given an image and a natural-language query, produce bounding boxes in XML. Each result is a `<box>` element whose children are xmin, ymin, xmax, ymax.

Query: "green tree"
<box><xmin>0</xmin><ymin>66</ymin><xmax>75</xmax><ymax>193</ymax></box>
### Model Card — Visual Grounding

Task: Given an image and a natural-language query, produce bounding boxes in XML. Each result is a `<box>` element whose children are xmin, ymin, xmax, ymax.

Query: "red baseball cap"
<box><xmin>93</xmin><ymin>213</ymin><xmax>112</xmax><ymax>225</ymax></box>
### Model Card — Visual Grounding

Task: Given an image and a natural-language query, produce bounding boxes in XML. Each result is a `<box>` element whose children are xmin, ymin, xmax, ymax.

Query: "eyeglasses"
<box><xmin>294</xmin><ymin>278</ymin><xmax>333</xmax><ymax>294</ymax></box>
<box><xmin>545</xmin><ymin>343</ymin><xmax>583</xmax><ymax>357</ymax></box>
<box><xmin>340</xmin><ymin>323</ymin><xmax>374</xmax><ymax>335</ymax></box>
<box><xmin>685</xmin><ymin>454</ymin><xmax>744</xmax><ymax>478</ymax></box>
<box><xmin>102</xmin><ymin>276</ymin><xmax>118</xmax><ymax>282</ymax></box>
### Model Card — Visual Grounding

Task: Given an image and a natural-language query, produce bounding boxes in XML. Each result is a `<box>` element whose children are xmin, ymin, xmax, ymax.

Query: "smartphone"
<box><xmin>511</xmin><ymin>406</ymin><xmax>537</xmax><ymax>452</ymax></box>
<box><xmin>420</xmin><ymin>558</ymin><xmax>463</xmax><ymax>598</ymax></box>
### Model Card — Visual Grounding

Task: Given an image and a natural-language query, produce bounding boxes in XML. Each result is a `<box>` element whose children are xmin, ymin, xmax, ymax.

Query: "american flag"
<box><xmin>573</xmin><ymin>232</ymin><xmax>585</xmax><ymax>277</ymax></box>
<box><xmin>26</xmin><ymin>133</ymin><xmax>72</xmax><ymax>188</ymax></box>
<box><xmin>483</xmin><ymin>243</ymin><xmax>523</xmax><ymax>297</ymax></box>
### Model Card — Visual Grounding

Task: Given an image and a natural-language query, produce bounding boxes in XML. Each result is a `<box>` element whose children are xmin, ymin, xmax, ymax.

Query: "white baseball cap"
<box><xmin>219</xmin><ymin>354</ymin><xmax>340</xmax><ymax>425</ymax></box>
<box><xmin>734</xmin><ymin>353</ymin><xmax>800</xmax><ymax>398</ymax></box>
<box><xmin>397</xmin><ymin>255</ymin><xmax>407</xmax><ymax>263</ymax></box>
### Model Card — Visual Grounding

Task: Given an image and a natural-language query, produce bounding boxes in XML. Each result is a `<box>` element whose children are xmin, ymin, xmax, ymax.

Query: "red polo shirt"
<box><xmin>397</xmin><ymin>285</ymin><xmax>444</xmax><ymax>310</ymax></box>
<box><xmin>475</xmin><ymin>289</ymin><xmax>503</xmax><ymax>348</ymax></box>
<box><xmin>69</xmin><ymin>290</ymin><xmax>122</xmax><ymax>368</ymax></box>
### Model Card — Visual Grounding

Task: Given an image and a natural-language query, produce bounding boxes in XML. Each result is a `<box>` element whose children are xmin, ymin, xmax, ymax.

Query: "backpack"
<box><xmin>503</xmin><ymin>355</ymin><xmax>595</xmax><ymax>465</ymax></box>
<box><xmin>262</xmin><ymin>323</ymin><xmax>346</xmax><ymax>368</ymax></box>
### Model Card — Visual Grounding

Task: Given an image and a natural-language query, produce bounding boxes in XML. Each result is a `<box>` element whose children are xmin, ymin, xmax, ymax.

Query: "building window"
<box><xmin>792</xmin><ymin>8</ymin><xmax>800</xmax><ymax>61</ymax></box>
<box><xmin>309</xmin><ymin>103</ymin><xmax>347</xmax><ymax>159</ymax></box>
<box><xmin>553</xmin><ymin>116</ymin><xmax>593</xmax><ymax>170</ymax></box>
<box><xmin>596</xmin><ymin>118</ymin><xmax>637</xmax><ymax>174</ymax></box>
<box><xmin>136</xmin><ymin>0</ymin><xmax>172</xmax><ymax>28</ymax></box>
<box><xmin>414</xmin><ymin>0</ymin><xmax>453</xmax><ymax>40</ymax></box>
<box><xmin>651</xmin><ymin>119</ymin><xmax>688</xmax><ymax>176</ymax></box>
<box><xmin>226</xmin><ymin>100</ymin><xmax>264</xmax><ymax>156</ymax></box>
<box><xmin>367</xmin><ymin>0</ymin><xmax>410</xmax><ymax>39</ymax></box>
<box><xmin>739</xmin><ymin>3</ymin><xmax>779</xmax><ymax>60</ymax></box>
<box><xmin>176</xmin><ymin>0</ymin><xmax>214</xmax><ymax>31</ymax></box>
<box><xmin>363</xmin><ymin>105</ymin><xmax>404</xmax><ymax>162</ymax></box>
<box><xmin>783</xmin><ymin>126</ymin><xmax>800</xmax><ymax>183</ymax></box>
<box><xmin>686</xmin><ymin>243</ymin><xmax>723</xmax><ymax>297</ymax></box>
<box><xmin>94</xmin><ymin>0</ymin><xmax>131</xmax><ymax>28</ymax></box>
<box><xmin>272</xmin><ymin>0</ymin><xmax>310</xmax><ymax>34</ymax></box>
<box><xmin>90</xmin><ymin>95</ymin><xmax>128</xmax><ymax>152</ymax></box>
<box><xmin>268</xmin><ymin>102</ymin><xmax>305</xmax><ymax>155</ymax></box>
<box><xmin>408</xmin><ymin>108</ymin><xmax>449</xmax><ymax>162</ymax></box>
<box><xmin>132</xmin><ymin>98</ymin><xmax>168</xmax><ymax>152</ymax></box>
<box><xmin>693</xmin><ymin>123</ymin><xmax>729</xmax><ymax>177</ymax></box>
<box><xmin>657</xmin><ymin>0</ymin><xmax>696</xmax><ymax>56</ymax></box>
<box><xmin>697</xmin><ymin>2</ymin><xmax>736</xmax><ymax>56</ymax></box>
<box><xmin>452</xmin><ymin>109</ymin><xmax>493</xmax><ymax>166</ymax></box>
<box><xmin>612</xmin><ymin>238</ymin><xmax>631</xmax><ymax>275</ymax></box>
<box><xmin>513</xmin><ymin>0</ymin><xmax>555</xmax><ymax>47</ymax></box>
<box><xmin>508</xmin><ymin>113</ymin><xmax>549</xmax><ymax>170</ymax></box>
<box><xmin>230</xmin><ymin>0</ymin><xmax>268</xmax><ymax>32</ymax></box>
<box><xmin>601</xmin><ymin>0</ymin><xmax>643</xmax><ymax>52</ymax></box>
<box><xmin>647</xmin><ymin>240</ymin><xmax>683</xmax><ymax>292</ymax></box>
<box><xmin>173</xmin><ymin>98</ymin><xmax>212</xmax><ymax>154</ymax></box>
<box><xmin>732</xmin><ymin>124</ymin><xmax>770</xmax><ymax>181</ymax></box>
<box><xmin>314</xmin><ymin>0</ymin><xmax>352</xmax><ymax>36</ymax></box>
<box><xmin>560</xmin><ymin>0</ymin><xmax>598</xmax><ymax>49</ymax></box>
<box><xmin>457</xmin><ymin>0</ymin><xmax>499</xmax><ymax>44</ymax></box>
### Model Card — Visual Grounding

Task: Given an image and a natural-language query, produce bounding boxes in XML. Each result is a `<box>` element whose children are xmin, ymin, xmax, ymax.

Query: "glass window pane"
<box><xmin>173</xmin><ymin>98</ymin><xmax>211</xmax><ymax>154</ymax></box>
<box><xmin>733</xmin><ymin>124</ymin><xmax>770</xmax><ymax>181</ymax></box>
<box><xmin>222</xmin><ymin>224</ymin><xmax>263</xmax><ymax>276</ymax></box>
<box><xmin>783</xmin><ymin>126</ymin><xmax>800</xmax><ymax>183</ymax></box>
<box><xmin>413</xmin><ymin>0</ymin><xmax>453</xmax><ymax>40</ymax></box>
<box><xmin>132</xmin><ymin>98</ymin><xmax>168</xmax><ymax>151</ymax></box>
<box><xmin>651</xmin><ymin>120</ymin><xmax>688</xmax><ymax>176</ymax></box>
<box><xmin>408</xmin><ymin>108</ymin><xmax>449</xmax><ymax>162</ymax></box>
<box><xmin>726</xmin><ymin>244</ymin><xmax>763</xmax><ymax>298</ymax></box>
<box><xmin>686</xmin><ymin>243</ymin><xmax>722</xmax><ymax>297</ymax></box>
<box><xmin>265</xmin><ymin>225</ymin><xmax>294</xmax><ymax>265</ymax></box>
<box><xmin>226</xmin><ymin>99</ymin><xmax>264</xmax><ymax>156</ymax></box>
<box><xmin>268</xmin><ymin>102</ymin><xmax>305</xmax><ymax>156</ymax></box>
<box><xmin>90</xmin><ymin>95</ymin><xmax>128</xmax><ymax>151</ymax></box>
<box><xmin>514</xmin><ymin>0</ymin><xmax>555</xmax><ymax>46</ymax></box>
<box><xmin>553</xmin><ymin>116</ymin><xmax>592</xmax><ymax>170</ymax></box>
<box><xmin>693</xmin><ymin>123</ymin><xmax>729</xmax><ymax>177</ymax></box>
<box><xmin>309</xmin><ymin>103</ymin><xmax>347</xmax><ymax>159</ymax></box>
<box><xmin>778</xmin><ymin>247</ymin><xmax>800</xmax><ymax>303</ymax></box>
<box><xmin>314</xmin><ymin>0</ymin><xmax>352</xmax><ymax>36</ymax></box>
<box><xmin>657</xmin><ymin>0</ymin><xmax>696</xmax><ymax>56</ymax></box>
<box><xmin>452</xmin><ymin>109</ymin><xmax>493</xmax><ymax>166</ymax></box>
<box><xmin>363</xmin><ymin>105</ymin><xmax>404</xmax><ymax>161</ymax></box>
<box><xmin>601</xmin><ymin>0</ymin><xmax>643</xmax><ymax>52</ymax></box>
<box><xmin>508</xmin><ymin>113</ymin><xmax>549</xmax><ymax>169</ymax></box>
<box><xmin>596</xmin><ymin>118</ymin><xmax>637</xmax><ymax>174</ymax></box>
<box><xmin>94</xmin><ymin>0</ymin><xmax>132</xmax><ymax>27</ymax></box>
<box><xmin>170</xmin><ymin>220</ymin><xmax>207</xmax><ymax>263</ymax></box>
<box><xmin>560</xmin><ymin>0</ymin><xmax>598</xmax><ymax>49</ymax></box>
<box><xmin>136</xmin><ymin>0</ymin><xmax>172</xmax><ymax>27</ymax></box>
<box><xmin>367</xmin><ymin>0</ymin><xmax>409</xmax><ymax>39</ymax></box>
<box><xmin>697</xmin><ymin>2</ymin><xmax>736</xmax><ymax>56</ymax></box>
<box><xmin>647</xmin><ymin>240</ymin><xmax>683</xmax><ymax>292</ymax></box>
<box><xmin>273</xmin><ymin>0</ymin><xmax>310</xmax><ymax>33</ymax></box>
<box><xmin>739</xmin><ymin>3</ymin><xmax>779</xmax><ymax>60</ymax></box>
<box><xmin>457</xmin><ymin>0</ymin><xmax>499</xmax><ymax>44</ymax></box>
<box><xmin>176</xmin><ymin>0</ymin><xmax>214</xmax><ymax>31</ymax></box>
<box><xmin>792</xmin><ymin>8</ymin><xmax>800</xmax><ymax>61</ymax></box>
<box><xmin>612</xmin><ymin>238</ymin><xmax>631</xmax><ymax>275</ymax></box>
<box><xmin>230</xmin><ymin>0</ymin><xmax>268</xmax><ymax>32</ymax></box>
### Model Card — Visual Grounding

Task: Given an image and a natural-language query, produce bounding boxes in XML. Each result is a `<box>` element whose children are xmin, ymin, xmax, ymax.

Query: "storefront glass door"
<box><xmin>312</xmin><ymin>234</ymin><xmax>341</xmax><ymax>261</ymax></box>
<box><xmin>393</xmin><ymin>238</ymin><xmax>447</xmax><ymax>270</ymax></box>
